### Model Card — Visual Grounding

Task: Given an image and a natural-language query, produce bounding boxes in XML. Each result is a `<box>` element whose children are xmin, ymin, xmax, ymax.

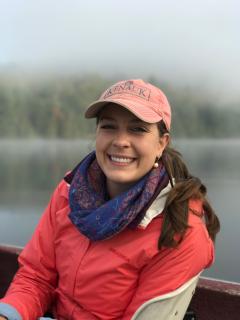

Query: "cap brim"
<box><xmin>85</xmin><ymin>99</ymin><xmax>163</xmax><ymax>124</ymax></box>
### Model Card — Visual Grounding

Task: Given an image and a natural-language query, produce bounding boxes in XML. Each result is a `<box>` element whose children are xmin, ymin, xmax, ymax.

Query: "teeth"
<box><xmin>110</xmin><ymin>156</ymin><xmax>133</xmax><ymax>163</ymax></box>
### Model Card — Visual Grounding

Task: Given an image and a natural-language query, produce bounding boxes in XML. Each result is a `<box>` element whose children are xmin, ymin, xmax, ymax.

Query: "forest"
<box><xmin>0</xmin><ymin>73</ymin><xmax>239</xmax><ymax>138</ymax></box>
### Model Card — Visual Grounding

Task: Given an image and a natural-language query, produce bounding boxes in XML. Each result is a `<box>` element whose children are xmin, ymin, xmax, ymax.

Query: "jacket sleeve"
<box><xmin>0</xmin><ymin>182</ymin><xmax>64</xmax><ymax>320</ymax></box>
<box><xmin>121</xmin><ymin>218</ymin><xmax>214</xmax><ymax>320</ymax></box>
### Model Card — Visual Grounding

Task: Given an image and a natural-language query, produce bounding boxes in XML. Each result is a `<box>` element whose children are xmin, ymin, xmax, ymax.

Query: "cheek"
<box><xmin>95</xmin><ymin>146</ymin><xmax>105</xmax><ymax>173</ymax></box>
<box><xmin>95</xmin><ymin>144</ymin><xmax>103</xmax><ymax>169</ymax></box>
<box><xmin>95</xmin><ymin>134</ymin><xmax>109</xmax><ymax>167</ymax></box>
<box><xmin>139</xmin><ymin>139</ymin><xmax>162</xmax><ymax>156</ymax></box>
<box><xmin>95</xmin><ymin>132</ymin><xmax>105</xmax><ymax>152</ymax></box>
<box><xmin>95</xmin><ymin>142</ymin><xmax>104</xmax><ymax>162</ymax></box>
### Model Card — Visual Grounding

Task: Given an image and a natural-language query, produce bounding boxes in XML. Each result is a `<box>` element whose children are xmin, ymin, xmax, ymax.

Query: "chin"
<box><xmin>107</xmin><ymin>173</ymin><xmax>137</xmax><ymax>184</ymax></box>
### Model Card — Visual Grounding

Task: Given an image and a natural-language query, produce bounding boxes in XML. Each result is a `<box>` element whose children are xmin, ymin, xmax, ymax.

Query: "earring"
<box><xmin>153</xmin><ymin>157</ymin><xmax>159</xmax><ymax>168</ymax></box>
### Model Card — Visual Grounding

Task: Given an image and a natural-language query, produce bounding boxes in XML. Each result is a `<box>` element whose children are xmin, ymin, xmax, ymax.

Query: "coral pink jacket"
<box><xmin>1</xmin><ymin>179</ymin><xmax>214</xmax><ymax>320</ymax></box>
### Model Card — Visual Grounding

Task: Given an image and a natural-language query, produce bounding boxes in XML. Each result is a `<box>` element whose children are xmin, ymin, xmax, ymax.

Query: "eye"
<box><xmin>99</xmin><ymin>124</ymin><xmax>116</xmax><ymax>130</ymax></box>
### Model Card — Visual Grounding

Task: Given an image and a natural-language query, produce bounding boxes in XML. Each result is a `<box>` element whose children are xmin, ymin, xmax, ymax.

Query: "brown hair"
<box><xmin>157</xmin><ymin>121</ymin><xmax>220</xmax><ymax>249</ymax></box>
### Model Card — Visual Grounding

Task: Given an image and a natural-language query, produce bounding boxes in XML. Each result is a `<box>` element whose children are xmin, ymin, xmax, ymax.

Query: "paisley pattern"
<box><xmin>69</xmin><ymin>151</ymin><xmax>169</xmax><ymax>240</ymax></box>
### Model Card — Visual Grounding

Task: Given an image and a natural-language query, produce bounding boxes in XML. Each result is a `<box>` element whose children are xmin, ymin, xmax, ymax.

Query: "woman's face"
<box><xmin>95</xmin><ymin>104</ymin><xmax>169</xmax><ymax>198</ymax></box>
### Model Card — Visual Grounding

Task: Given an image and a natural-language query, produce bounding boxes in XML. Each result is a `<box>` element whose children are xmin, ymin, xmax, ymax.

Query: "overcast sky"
<box><xmin>0</xmin><ymin>0</ymin><xmax>239</xmax><ymax>103</ymax></box>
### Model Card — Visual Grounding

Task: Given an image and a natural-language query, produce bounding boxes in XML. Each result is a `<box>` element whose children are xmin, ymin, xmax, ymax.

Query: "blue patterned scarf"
<box><xmin>68</xmin><ymin>151</ymin><xmax>169</xmax><ymax>241</ymax></box>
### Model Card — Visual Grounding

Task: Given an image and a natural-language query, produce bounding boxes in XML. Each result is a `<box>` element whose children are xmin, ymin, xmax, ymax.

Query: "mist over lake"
<box><xmin>0</xmin><ymin>138</ymin><xmax>239</xmax><ymax>283</ymax></box>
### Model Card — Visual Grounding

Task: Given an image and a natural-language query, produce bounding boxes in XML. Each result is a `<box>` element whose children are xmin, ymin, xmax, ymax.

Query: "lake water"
<box><xmin>0</xmin><ymin>139</ymin><xmax>239</xmax><ymax>283</ymax></box>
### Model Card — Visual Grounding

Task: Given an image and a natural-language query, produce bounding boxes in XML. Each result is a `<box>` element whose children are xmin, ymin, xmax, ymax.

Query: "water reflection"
<box><xmin>0</xmin><ymin>139</ymin><xmax>94</xmax><ymax>195</ymax></box>
<box><xmin>0</xmin><ymin>139</ymin><xmax>240</xmax><ymax>282</ymax></box>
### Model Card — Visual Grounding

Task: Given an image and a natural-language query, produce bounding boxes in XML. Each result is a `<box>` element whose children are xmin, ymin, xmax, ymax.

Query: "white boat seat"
<box><xmin>131</xmin><ymin>273</ymin><xmax>200</xmax><ymax>320</ymax></box>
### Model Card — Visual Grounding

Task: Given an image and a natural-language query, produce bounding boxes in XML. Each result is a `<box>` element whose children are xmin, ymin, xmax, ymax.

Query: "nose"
<box><xmin>112</xmin><ymin>131</ymin><xmax>131</xmax><ymax>148</ymax></box>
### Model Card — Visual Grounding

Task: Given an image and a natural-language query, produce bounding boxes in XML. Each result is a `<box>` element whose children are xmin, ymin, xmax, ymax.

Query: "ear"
<box><xmin>159</xmin><ymin>133</ymin><xmax>170</xmax><ymax>149</ymax></box>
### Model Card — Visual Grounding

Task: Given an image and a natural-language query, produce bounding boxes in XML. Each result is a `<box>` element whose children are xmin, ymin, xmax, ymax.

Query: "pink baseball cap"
<box><xmin>85</xmin><ymin>79</ymin><xmax>172</xmax><ymax>130</ymax></box>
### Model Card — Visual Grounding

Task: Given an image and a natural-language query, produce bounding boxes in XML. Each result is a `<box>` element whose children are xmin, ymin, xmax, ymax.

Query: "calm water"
<box><xmin>0</xmin><ymin>139</ymin><xmax>239</xmax><ymax>282</ymax></box>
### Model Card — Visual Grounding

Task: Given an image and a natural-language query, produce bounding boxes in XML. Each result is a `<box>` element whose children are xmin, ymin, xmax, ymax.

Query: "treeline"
<box><xmin>0</xmin><ymin>73</ymin><xmax>239</xmax><ymax>138</ymax></box>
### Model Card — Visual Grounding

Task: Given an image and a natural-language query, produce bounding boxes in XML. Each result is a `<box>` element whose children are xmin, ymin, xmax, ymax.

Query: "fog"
<box><xmin>0</xmin><ymin>0</ymin><xmax>239</xmax><ymax>104</ymax></box>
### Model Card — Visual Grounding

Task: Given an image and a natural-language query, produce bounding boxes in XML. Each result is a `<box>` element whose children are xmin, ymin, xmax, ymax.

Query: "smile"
<box><xmin>108</xmin><ymin>155</ymin><xmax>135</xmax><ymax>164</ymax></box>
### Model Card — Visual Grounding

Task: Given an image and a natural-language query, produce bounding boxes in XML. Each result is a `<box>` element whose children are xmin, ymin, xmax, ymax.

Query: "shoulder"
<box><xmin>56</xmin><ymin>178</ymin><xmax>70</xmax><ymax>199</ymax></box>
<box><xmin>144</xmin><ymin>198</ymin><xmax>214</xmax><ymax>274</ymax></box>
<box><xmin>47</xmin><ymin>179</ymin><xmax>70</xmax><ymax>213</ymax></box>
<box><xmin>177</xmin><ymin>198</ymin><xmax>215</xmax><ymax>269</ymax></box>
<box><xmin>35</xmin><ymin>179</ymin><xmax>70</xmax><ymax>231</ymax></box>
<box><xmin>187</xmin><ymin>199</ymin><xmax>211</xmax><ymax>242</ymax></box>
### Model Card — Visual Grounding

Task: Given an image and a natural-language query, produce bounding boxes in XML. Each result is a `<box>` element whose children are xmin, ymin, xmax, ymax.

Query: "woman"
<box><xmin>0</xmin><ymin>79</ymin><xmax>220</xmax><ymax>320</ymax></box>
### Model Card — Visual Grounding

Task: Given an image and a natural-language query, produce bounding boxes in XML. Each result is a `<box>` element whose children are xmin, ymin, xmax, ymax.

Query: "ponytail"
<box><xmin>157</xmin><ymin>122</ymin><xmax>220</xmax><ymax>249</ymax></box>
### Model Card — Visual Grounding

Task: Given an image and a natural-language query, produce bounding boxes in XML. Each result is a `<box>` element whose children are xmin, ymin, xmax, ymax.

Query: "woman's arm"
<box><xmin>0</xmin><ymin>182</ymin><xmax>64</xmax><ymax>320</ymax></box>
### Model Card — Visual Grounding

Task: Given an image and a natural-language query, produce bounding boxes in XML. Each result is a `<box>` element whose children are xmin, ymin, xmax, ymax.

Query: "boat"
<box><xmin>0</xmin><ymin>244</ymin><xmax>22</xmax><ymax>298</ymax></box>
<box><xmin>1</xmin><ymin>244</ymin><xmax>239</xmax><ymax>320</ymax></box>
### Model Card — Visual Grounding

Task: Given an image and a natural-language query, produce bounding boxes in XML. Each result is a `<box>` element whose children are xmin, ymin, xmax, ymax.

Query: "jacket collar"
<box><xmin>138</xmin><ymin>181</ymin><xmax>172</xmax><ymax>228</ymax></box>
<box><xmin>64</xmin><ymin>162</ymin><xmax>81</xmax><ymax>185</ymax></box>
